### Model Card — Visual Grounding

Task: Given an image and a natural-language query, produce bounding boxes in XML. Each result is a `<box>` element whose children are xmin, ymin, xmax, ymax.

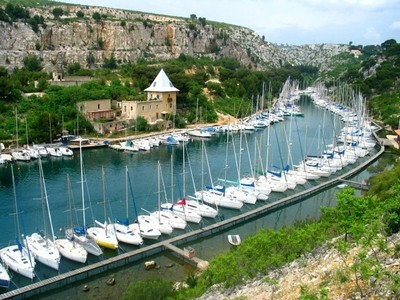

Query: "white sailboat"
<box><xmin>215</xmin><ymin>130</ymin><xmax>257</xmax><ymax>205</ymax></box>
<box><xmin>24</xmin><ymin>157</ymin><xmax>61</xmax><ymax>270</ymax></box>
<box><xmin>0</xmin><ymin>165</ymin><xmax>36</xmax><ymax>279</ymax></box>
<box><xmin>174</xmin><ymin>141</ymin><xmax>218</xmax><ymax>219</ymax></box>
<box><xmin>55</xmin><ymin>174</ymin><xmax>87</xmax><ymax>264</ymax></box>
<box><xmin>11</xmin><ymin>108</ymin><xmax>31</xmax><ymax>162</ymax></box>
<box><xmin>160</xmin><ymin>155</ymin><xmax>202</xmax><ymax>224</ymax></box>
<box><xmin>87</xmin><ymin>167</ymin><xmax>119</xmax><ymax>250</ymax></box>
<box><xmin>0</xmin><ymin>262</ymin><xmax>10</xmax><ymax>289</ymax></box>
<box><xmin>137</xmin><ymin>211</ymin><xmax>172</xmax><ymax>236</ymax></box>
<box><xmin>195</xmin><ymin>140</ymin><xmax>243</xmax><ymax>210</ymax></box>
<box><xmin>151</xmin><ymin>162</ymin><xmax>187</xmax><ymax>230</ymax></box>
<box><xmin>73</xmin><ymin>139</ymin><xmax>103</xmax><ymax>256</ymax></box>
<box><xmin>112</xmin><ymin>166</ymin><xmax>143</xmax><ymax>246</ymax></box>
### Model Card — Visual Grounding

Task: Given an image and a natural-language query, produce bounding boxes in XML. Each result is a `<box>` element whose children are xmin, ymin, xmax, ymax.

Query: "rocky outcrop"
<box><xmin>197</xmin><ymin>232</ymin><xmax>400</xmax><ymax>300</ymax></box>
<box><xmin>0</xmin><ymin>4</ymin><xmax>349</xmax><ymax>72</ymax></box>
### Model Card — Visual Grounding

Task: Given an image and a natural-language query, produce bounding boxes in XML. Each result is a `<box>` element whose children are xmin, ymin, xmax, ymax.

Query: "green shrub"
<box><xmin>121</xmin><ymin>278</ymin><xmax>175</xmax><ymax>300</ymax></box>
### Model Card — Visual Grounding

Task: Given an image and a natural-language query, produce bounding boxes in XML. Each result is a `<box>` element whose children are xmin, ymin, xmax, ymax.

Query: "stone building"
<box><xmin>120</xmin><ymin>69</ymin><xmax>179</xmax><ymax>127</ymax></box>
<box><xmin>76</xmin><ymin>99</ymin><xmax>120</xmax><ymax>134</ymax></box>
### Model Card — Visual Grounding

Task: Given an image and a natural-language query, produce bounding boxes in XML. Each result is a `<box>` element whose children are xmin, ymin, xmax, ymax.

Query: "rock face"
<box><xmin>0</xmin><ymin>4</ymin><xmax>349</xmax><ymax>72</ymax></box>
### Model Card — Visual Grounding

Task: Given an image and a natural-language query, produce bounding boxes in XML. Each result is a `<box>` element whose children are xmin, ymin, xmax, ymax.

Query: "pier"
<box><xmin>0</xmin><ymin>131</ymin><xmax>385</xmax><ymax>299</ymax></box>
<box><xmin>338</xmin><ymin>179</ymin><xmax>370</xmax><ymax>190</ymax></box>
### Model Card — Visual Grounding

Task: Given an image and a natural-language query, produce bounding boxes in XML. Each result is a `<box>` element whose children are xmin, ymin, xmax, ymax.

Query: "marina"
<box><xmin>0</xmin><ymin>92</ymin><xmax>385</xmax><ymax>298</ymax></box>
<box><xmin>0</xmin><ymin>134</ymin><xmax>385</xmax><ymax>299</ymax></box>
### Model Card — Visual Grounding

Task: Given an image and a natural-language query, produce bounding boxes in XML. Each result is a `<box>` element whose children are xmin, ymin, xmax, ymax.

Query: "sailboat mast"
<box><xmin>102</xmin><ymin>166</ymin><xmax>106</xmax><ymax>221</ymax></box>
<box><xmin>11</xmin><ymin>165</ymin><xmax>21</xmax><ymax>237</ymax></box>
<box><xmin>15</xmin><ymin>108</ymin><xmax>19</xmax><ymax>149</ymax></box>
<box><xmin>67</xmin><ymin>174</ymin><xmax>74</xmax><ymax>229</ymax></box>
<box><xmin>79</xmin><ymin>139</ymin><xmax>86</xmax><ymax>234</ymax></box>
<box><xmin>39</xmin><ymin>156</ymin><xmax>56</xmax><ymax>242</ymax></box>
<box><xmin>125</xmin><ymin>166</ymin><xmax>129</xmax><ymax>220</ymax></box>
<box><xmin>182</xmin><ymin>142</ymin><xmax>186</xmax><ymax>197</ymax></box>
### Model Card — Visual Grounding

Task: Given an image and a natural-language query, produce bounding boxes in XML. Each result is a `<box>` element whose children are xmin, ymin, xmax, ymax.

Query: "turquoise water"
<box><xmin>0</xmin><ymin>96</ymin><xmax>367</xmax><ymax>292</ymax></box>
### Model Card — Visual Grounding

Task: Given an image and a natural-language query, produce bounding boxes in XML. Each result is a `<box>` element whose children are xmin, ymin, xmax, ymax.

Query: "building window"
<box><xmin>98</xmin><ymin>104</ymin><xmax>100</xmax><ymax>109</ymax></box>
<box><xmin>170</xmin><ymin>104</ymin><xmax>172</xmax><ymax>108</ymax></box>
<box><xmin>124</xmin><ymin>106</ymin><xmax>126</xmax><ymax>112</ymax></box>
<box><xmin>142</xmin><ymin>106</ymin><xmax>144</xmax><ymax>111</ymax></box>
<box><xmin>131</xmin><ymin>106</ymin><xmax>133</xmax><ymax>111</ymax></box>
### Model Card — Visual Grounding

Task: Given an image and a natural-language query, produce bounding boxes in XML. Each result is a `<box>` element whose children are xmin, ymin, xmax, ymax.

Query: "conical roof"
<box><xmin>144</xmin><ymin>69</ymin><xmax>179</xmax><ymax>92</ymax></box>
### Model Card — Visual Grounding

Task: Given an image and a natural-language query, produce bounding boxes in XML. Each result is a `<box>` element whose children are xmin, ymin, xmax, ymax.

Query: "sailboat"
<box><xmin>54</xmin><ymin>174</ymin><xmax>87</xmax><ymax>264</ymax></box>
<box><xmin>112</xmin><ymin>166</ymin><xmax>143</xmax><ymax>246</ymax></box>
<box><xmin>151</xmin><ymin>161</ymin><xmax>187</xmax><ymax>229</ymax></box>
<box><xmin>86</xmin><ymin>167</ymin><xmax>119</xmax><ymax>250</ymax></box>
<box><xmin>24</xmin><ymin>156</ymin><xmax>61</xmax><ymax>270</ymax></box>
<box><xmin>174</xmin><ymin>140</ymin><xmax>218</xmax><ymax>219</ymax></box>
<box><xmin>0</xmin><ymin>165</ymin><xmax>36</xmax><ymax>279</ymax></box>
<box><xmin>195</xmin><ymin>140</ymin><xmax>243</xmax><ymax>210</ymax></box>
<box><xmin>214</xmin><ymin>128</ymin><xmax>257</xmax><ymax>205</ymax></box>
<box><xmin>25</xmin><ymin>119</ymin><xmax>39</xmax><ymax>159</ymax></box>
<box><xmin>0</xmin><ymin>262</ymin><xmax>10</xmax><ymax>289</ymax></box>
<box><xmin>125</xmin><ymin>168</ymin><xmax>163</xmax><ymax>240</ymax></box>
<box><xmin>159</xmin><ymin>154</ymin><xmax>202</xmax><ymax>224</ymax></box>
<box><xmin>136</xmin><ymin>163</ymin><xmax>173</xmax><ymax>236</ymax></box>
<box><xmin>73</xmin><ymin>139</ymin><xmax>103</xmax><ymax>256</ymax></box>
<box><xmin>11</xmin><ymin>108</ymin><xmax>31</xmax><ymax>162</ymax></box>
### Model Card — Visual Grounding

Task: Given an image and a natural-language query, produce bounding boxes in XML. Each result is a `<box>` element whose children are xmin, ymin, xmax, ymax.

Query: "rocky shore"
<box><xmin>196</xmin><ymin>233</ymin><xmax>400</xmax><ymax>300</ymax></box>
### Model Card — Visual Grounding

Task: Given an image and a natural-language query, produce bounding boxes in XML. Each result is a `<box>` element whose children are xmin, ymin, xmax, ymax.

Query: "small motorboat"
<box><xmin>337</xmin><ymin>183</ymin><xmax>348</xmax><ymax>189</ymax></box>
<box><xmin>227</xmin><ymin>234</ymin><xmax>241</xmax><ymax>246</ymax></box>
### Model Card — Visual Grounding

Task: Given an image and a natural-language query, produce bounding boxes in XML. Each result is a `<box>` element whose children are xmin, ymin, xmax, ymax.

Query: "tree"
<box><xmin>190</xmin><ymin>14</ymin><xmax>197</xmax><ymax>20</ymax></box>
<box><xmin>76</xmin><ymin>11</ymin><xmax>84</xmax><ymax>18</ymax></box>
<box><xmin>199</xmin><ymin>17</ymin><xmax>206</xmax><ymax>26</ymax></box>
<box><xmin>86</xmin><ymin>52</ymin><xmax>96</xmax><ymax>67</ymax></box>
<box><xmin>52</xmin><ymin>7</ymin><xmax>64</xmax><ymax>19</ymax></box>
<box><xmin>103</xmin><ymin>56</ymin><xmax>117</xmax><ymax>69</ymax></box>
<box><xmin>135</xmin><ymin>116</ymin><xmax>148</xmax><ymax>132</ymax></box>
<box><xmin>23</xmin><ymin>55</ymin><xmax>42</xmax><ymax>72</ymax></box>
<box><xmin>92</xmin><ymin>12</ymin><xmax>101</xmax><ymax>21</ymax></box>
<box><xmin>67</xmin><ymin>62</ymin><xmax>81</xmax><ymax>75</ymax></box>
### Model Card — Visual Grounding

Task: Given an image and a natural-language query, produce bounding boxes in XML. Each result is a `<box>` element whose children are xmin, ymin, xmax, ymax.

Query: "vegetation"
<box><xmin>0</xmin><ymin>53</ymin><xmax>317</xmax><ymax>145</ymax></box>
<box><xmin>167</xmin><ymin>175</ymin><xmax>400</xmax><ymax>299</ymax></box>
<box><xmin>121</xmin><ymin>278</ymin><xmax>176</xmax><ymax>300</ymax></box>
<box><xmin>326</xmin><ymin>39</ymin><xmax>400</xmax><ymax>129</ymax></box>
<box><xmin>0</xmin><ymin>2</ymin><xmax>399</xmax><ymax>299</ymax></box>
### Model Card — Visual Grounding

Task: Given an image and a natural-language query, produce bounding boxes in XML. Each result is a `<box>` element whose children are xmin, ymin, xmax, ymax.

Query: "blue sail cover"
<box><xmin>16</xmin><ymin>237</ymin><xmax>23</xmax><ymax>252</ymax></box>
<box><xmin>74</xmin><ymin>226</ymin><xmax>86</xmax><ymax>235</ymax></box>
<box><xmin>117</xmin><ymin>218</ymin><xmax>129</xmax><ymax>226</ymax></box>
<box><xmin>166</xmin><ymin>136</ymin><xmax>178</xmax><ymax>144</ymax></box>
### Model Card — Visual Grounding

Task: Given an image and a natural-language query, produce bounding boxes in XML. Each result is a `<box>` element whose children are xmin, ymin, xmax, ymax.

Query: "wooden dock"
<box><xmin>0</xmin><ymin>131</ymin><xmax>385</xmax><ymax>300</ymax></box>
<box><xmin>338</xmin><ymin>179</ymin><xmax>370</xmax><ymax>190</ymax></box>
<box><xmin>162</xmin><ymin>243</ymin><xmax>205</xmax><ymax>267</ymax></box>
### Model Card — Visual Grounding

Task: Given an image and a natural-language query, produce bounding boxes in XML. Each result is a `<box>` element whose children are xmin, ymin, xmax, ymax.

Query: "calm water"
<box><xmin>0</xmin><ymin>96</ymin><xmax>375</xmax><ymax>293</ymax></box>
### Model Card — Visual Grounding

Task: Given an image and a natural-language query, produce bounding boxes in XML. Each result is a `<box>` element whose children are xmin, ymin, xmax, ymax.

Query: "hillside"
<box><xmin>0</xmin><ymin>2</ymin><xmax>349</xmax><ymax>72</ymax></box>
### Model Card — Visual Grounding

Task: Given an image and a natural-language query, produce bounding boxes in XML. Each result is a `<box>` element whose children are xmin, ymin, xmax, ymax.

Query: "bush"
<box><xmin>121</xmin><ymin>278</ymin><xmax>175</xmax><ymax>300</ymax></box>
<box><xmin>52</xmin><ymin>7</ymin><xmax>64</xmax><ymax>19</ymax></box>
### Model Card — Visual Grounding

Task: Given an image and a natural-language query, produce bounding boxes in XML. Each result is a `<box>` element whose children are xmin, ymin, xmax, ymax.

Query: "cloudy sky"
<box><xmin>60</xmin><ymin>0</ymin><xmax>399</xmax><ymax>46</ymax></box>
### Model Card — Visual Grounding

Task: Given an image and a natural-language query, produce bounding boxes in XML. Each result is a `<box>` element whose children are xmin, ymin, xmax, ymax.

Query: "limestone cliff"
<box><xmin>0</xmin><ymin>4</ymin><xmax>349</xmax><ymax>72</ymax></box>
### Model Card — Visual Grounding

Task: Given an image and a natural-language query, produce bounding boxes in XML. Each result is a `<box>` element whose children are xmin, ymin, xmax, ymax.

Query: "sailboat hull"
<box><xmin>55</xmin><ymin>238</ymin><xmax>87</xmax><ymax>264</ymax></box>
<box><xmin>24</xmin><ymin>233</ymin><xmax>60</xmax><ymax>270</ymax></box>
<box><xmin>0</xmin><ymin>245</ymin><xmax>35</xmax><ymax>279</ymax></box>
